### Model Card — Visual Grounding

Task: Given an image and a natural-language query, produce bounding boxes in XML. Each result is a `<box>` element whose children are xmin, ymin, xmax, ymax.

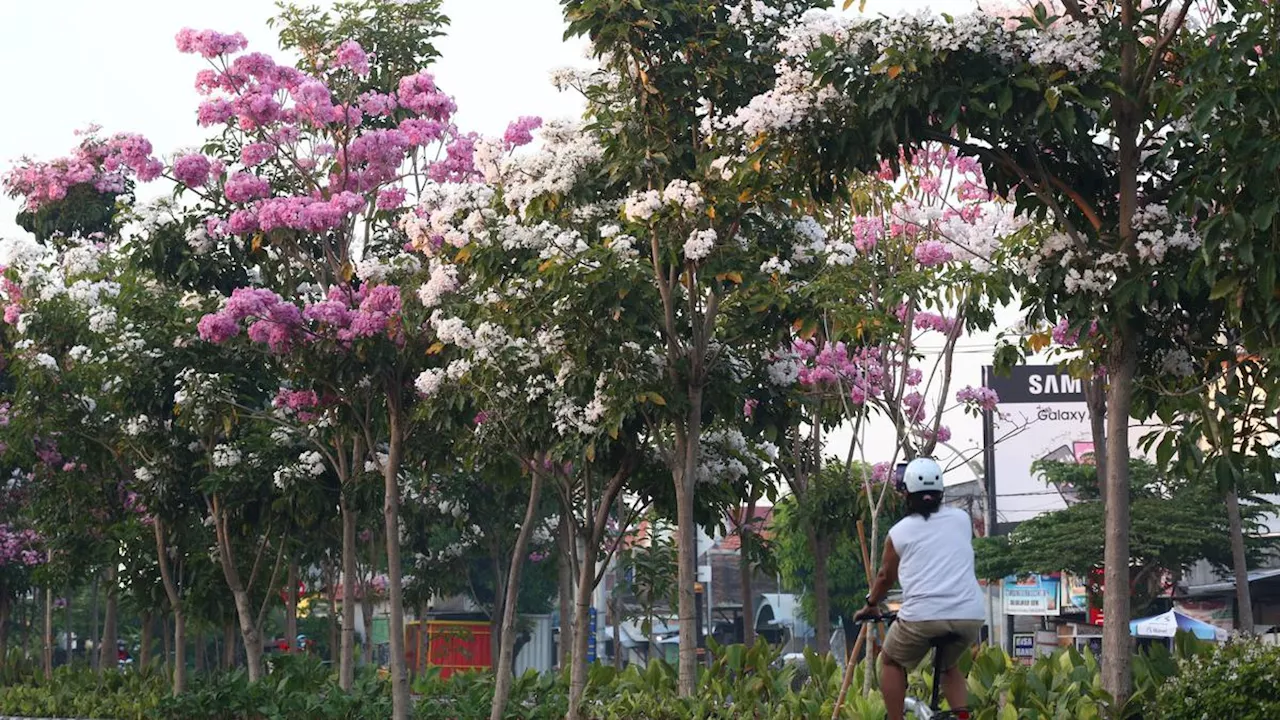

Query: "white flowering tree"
<box><xmin>552</xmin><ymin>0</ymin><xmax>850</xmax><ymax>692</ymax></box>
<box><xmin>404</xmin><ymin>150</ymin><xmax>668</xmax><ymax>716</ymax></box>
<box><xmin>730</xmin><ymin>0</ymin><xmax>1247</xmax><ymax>702</ymax></box>
<box><xmin>0</xmin><ymin>235</ymin><xmax>168</xmax><ymax>678</ymax></box>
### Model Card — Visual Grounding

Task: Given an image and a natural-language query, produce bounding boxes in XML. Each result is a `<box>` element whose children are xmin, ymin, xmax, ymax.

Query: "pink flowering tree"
<box><xmin>4</xmin><ymin>1</ymin><xmax>468</xmax><ymax>705</ymax></box>
<box><xmin>729</xmin><ymin>147</ymin><xmax>1023</xmax><ymax>656</ymax></box>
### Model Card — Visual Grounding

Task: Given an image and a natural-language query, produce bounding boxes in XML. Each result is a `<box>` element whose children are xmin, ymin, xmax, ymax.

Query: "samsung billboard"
<box><xmin>983</xmin><ymin>365</ymin><xmax>1094</xmax><ymax>525</ymax></box>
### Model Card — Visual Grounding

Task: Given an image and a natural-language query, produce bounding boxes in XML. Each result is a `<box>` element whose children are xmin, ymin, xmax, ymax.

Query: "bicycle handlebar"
<box><xmin>854</xmin><ymin>611</ymin><xmax>898</xmax><ymax>625</ymax></box>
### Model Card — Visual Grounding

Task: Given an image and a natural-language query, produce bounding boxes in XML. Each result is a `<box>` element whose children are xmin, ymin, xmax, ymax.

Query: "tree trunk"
<box><xmin>230</xmin><ymin>588</ymin><xmax>265</xmax><ymax>681</ymax></box>
<box><xmin>161</xmin><ymin>616</ymin><xmax>171</xmax><ymax>676</ymax></box>
<box><xmin>613</xmin><ymin>596</ymin><xmax>624</xmax><ymax>670</ymax></box>
<box><xmin>381</xmin><ymin>403</ymin><xmax>411</xmax><ymax>720</ymax></box>
<box><xmin>63</xmin><ymin>586</ymin><xmax>72</xmax><ymax>664</ymax></box>
<box><xmin>325</xmin><ymin>561</ymin><xmax>340</xmax><ymax>667</ymax></box>
<box><xmin>1225</xmin><ymin>487</ymin><xmax>1255</xmax><ymax>634</ymax></box>
<box><xmin>286</xmin><ymin>560</ymin><xmax>299</xmax><ymax>653</ymax></box>
<box><xmin>99</xmin><ymin>563</ymin><xmax>118</xmax><ymax>674</ymax></box>
<box><xmin>43</xmin><ymin>584</ymin><xmax>52</xmax><ymax>679</ymax></box>
<box><xmin>140</xmin><ymin>612</ymin><xmax>153</xmax><ymax>669</ymax></box>
<box><xmin>340</xmin><ymin>496</ymin><xmax>358</xmax><ymax>689</ymax></box>
<box><xmin>222</xmin><ymin>621</ymin><xmax>236</xmax><ymax>670</ymax></box>
<box><xmin>154</xmin><ymin>520</ymin><xmax>186</xmax><ymax>694</ymax></box>
<box><xmin>0</xmin><ymin>595</ymin><xmax>9</xmax><ymax>662</ymax></box>
<box><xmin>676</xmin><ymin>385</ymin><xmax>704</xmax><ymax>696</ymax></box>
<box><xmin>172</xmin><ymin>610</ymin><xmax>187</xmax><ymax>696</ymax></box>
<box><xmin>490</xmin><ymin>546</ymin><xmax>505</xmax><ymax>674</ymax></box>
<box><xmin>194</xmin><ymin>628</ymin><xmax>206</xmax><ymax>674</ymax></box>
<box><xmin>89</xmin><ymin>574</ymin><xmax>99</xmax><ymax>671</ymax></box>
<box><xmin>489</xmin><ymin>471</ymin><xmax>543</xmax><ymax>720</ymax></box>
<box><xmin>567</xmin><ymin>512</ymin><xmax>606</xmax><ymax>720</ymax></box>
<box><xmin>364</xmin><ymin>527</ymin><xmax>381</xmax><ymax>665</ymax></box>
<box><xmin>1084</xmin><ymin>376</ymin><xmax>1108</xmax><ymax>491</ymax></box>
<box><xmin>557</xmin><ymin>514</ymin><xmax>575</xmax><ymax>669</ymax></box>
<box><xmin>807</xmin><ymin>528</ymin><xmax>832</xmax><ymax>655</ymax></box>
<box><xmin>1100</xmin><ymin>334</ymin><xmax>1137</xmax><ymax>708</ymax></box>
<box><xmin>741</xmin><ymin>504</ymin><xmax>756</xmax><ymax>647</ymax></box>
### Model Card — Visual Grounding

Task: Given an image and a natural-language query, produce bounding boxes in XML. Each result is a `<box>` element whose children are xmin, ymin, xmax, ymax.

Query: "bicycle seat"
<box><xmin>930</xmin><ymin>632</ymin><xmax>963</xmax><ymax>649</ymax></box>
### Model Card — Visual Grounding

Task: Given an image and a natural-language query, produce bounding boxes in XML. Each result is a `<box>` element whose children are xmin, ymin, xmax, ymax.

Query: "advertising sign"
<box><xmin>1012</xmin><ymin>634</ymin><xmax>1035</xmax><ymax>664</ymax></box>
<box><xmin>1174</xmin><ymin>599</ymin><xmax>1234</xmax><ymax>632</ymax></box>
<box><xmin>983</xmin><ymin>366</ymin><xmax>1093</xmax><ymax>524</ymax></box>
<box><xmin>1003</xmin><ymin>574</ymin><xmax>1062</xmax><ymax>616</ymax></box>
<box><xmin>1061</xmin><ymin>573</ymin><xmax>1089</xmax><ymax>613</ymax></box>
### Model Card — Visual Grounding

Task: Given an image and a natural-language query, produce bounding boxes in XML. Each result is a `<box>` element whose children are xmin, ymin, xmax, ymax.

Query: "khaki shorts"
<box><xmin>881</xmin><ymin>619</ymin><xmax>983</xmax><ymax>671</ymax></box>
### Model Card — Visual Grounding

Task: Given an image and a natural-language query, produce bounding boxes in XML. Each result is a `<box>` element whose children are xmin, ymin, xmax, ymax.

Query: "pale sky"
<box><xmin>0</xmin><ymin>0</ymin><xmax>1005</xmax><ymax>486</ymax></box>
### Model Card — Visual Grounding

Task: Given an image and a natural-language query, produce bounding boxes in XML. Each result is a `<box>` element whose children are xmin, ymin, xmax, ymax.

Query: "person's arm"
<box><xmin>855</xmin><ymin>537</ymin><xmax>900</xmax><ymax>618</ymax></box>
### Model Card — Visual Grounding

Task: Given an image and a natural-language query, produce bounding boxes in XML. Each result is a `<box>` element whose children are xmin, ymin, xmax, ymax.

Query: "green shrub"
<box><xmin>1152</xmin><ymin>637</ymin><xmax>1280</xmax><ymax>720</ymax></box>
<box><xmin>152</xmin><ymin>654</ymin><xmax>391</xmax><ymax>720</ymax></box>
<box><xmin>0</xmin><ymin>666</ymin><xmax>166</xmax><ymax>720</ymax></box>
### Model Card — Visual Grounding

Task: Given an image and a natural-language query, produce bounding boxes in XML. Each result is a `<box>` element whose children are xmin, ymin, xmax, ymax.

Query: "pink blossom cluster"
<box><xmin>1051</xmin><ymin>318</ymin><xmax>1099</xmax><ymax>347</ymax></box>
<box><xmin>0</xmin><ymin>525</ymin><xmax>43</xmax><ymax>567</ymax></box>
<box><xmin>2</xmin><ymin>274</ymin><xmax>23</xmax><ymax>325</ymax></box>
<box><xmin>917</xmin><ymin>425</ymin><xmax>952</xmax><ymax>443</ymax></box>
<box><xmin>333</xmin><ymin>40</ymin><xmax>371</xmax><ymax>76</ymax></box>
<box><xmin>790</xmin><ymin>338</ymin><xmax>886</xmax><ymax>405</ymax></box>
<box><xmin>895</xmin><ymin>304</ymin><xmax>958</xmax><ymax>335</ymax></box>
<box><xmin>956</xmin><ymin>385</ymin><xmax>999</xmax><ymax>412</ymax></box>
<box><xmin>198</xmin><ymin>287</ymin><xmax>302</xmax><ymax>352</ymax></box>
<box><xmin>3</xmin><ymin>131</ymin><xmax>162</xmax><ymax>211</ymax></box>
<box><xmin>175</xmin><ymin>28</ymin><xmax>249</xmax><ymax>58</ymax></box>
<box><xmin>172</xmin><ymin>153</ymin><xmax>217</xmax><ymax>187</ymax></box>
<box><xmin>852</xmin><ymin>216</ymin><xmax>883</xmax><ymax>252</ymax></box>
<box><xmin>199</xmin><ymin>283</ymin><xmax>407</xmax><ymax>353</ymax></box>
<box><xmin>274</xmin><ymin>388</ymin><xmax>322</xmax><ymax>422</ymax></box>
<box><xmin>503</xmin><ymin>116</ymin><xmax>543</xmax><ymax>149</ymax></box>
<box><xmin>428</xmin><ymin>134</ymin><xmax>481</xmax><ymax>183</ymax></box>
<box><xmin>913</xmin><ymin>240</ymin><xmax>954</xmax><ymax>266</ymax></box>
<box><xmin>397</xmin><ymin>71</ymin><xmax>456</xmax><ymax>119</ymax></box>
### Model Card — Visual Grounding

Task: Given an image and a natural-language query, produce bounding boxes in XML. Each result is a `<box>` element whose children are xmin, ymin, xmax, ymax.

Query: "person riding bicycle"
<box><xmin>855</xmin><ymin>457</ymin><xmax>984</xmax><ymax>720</ymax></box>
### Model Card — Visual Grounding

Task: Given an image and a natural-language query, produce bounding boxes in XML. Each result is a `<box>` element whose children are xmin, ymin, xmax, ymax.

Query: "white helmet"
<box><xmin>903</xmin><ymin>457</ymin><xmax>944</xmax><ymax>494</ymax></box>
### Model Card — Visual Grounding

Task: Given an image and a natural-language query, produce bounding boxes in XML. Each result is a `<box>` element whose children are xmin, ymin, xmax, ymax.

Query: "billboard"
<box><xmin>983</xmin><ymin>365</ymin><xmax>1094</xmax><ymax>524</ymax></box>
<box><xmin>1003</xmin><ymin>573</ymin><xmax>1062</xmax><ymax>616</ymax></box>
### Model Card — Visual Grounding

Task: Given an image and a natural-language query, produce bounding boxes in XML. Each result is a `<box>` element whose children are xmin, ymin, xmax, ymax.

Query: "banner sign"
<box><xmin>1003</xmin><ymin>574</ymin><xmax>1062</xmax><ymax>616</ymax></box>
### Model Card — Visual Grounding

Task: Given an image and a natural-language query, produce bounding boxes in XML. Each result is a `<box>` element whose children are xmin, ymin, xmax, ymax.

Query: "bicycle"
<box><xmin>849</xmin><ymin>612</ymin><xmax>971</xmax><ymax>720</ymax></box>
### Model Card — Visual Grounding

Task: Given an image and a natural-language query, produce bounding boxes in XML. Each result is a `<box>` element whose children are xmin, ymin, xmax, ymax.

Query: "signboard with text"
<box><xmin>1003</xmin><ymin>574</ymin><xmax>1062</xmax><ymax>616</ymax></box>
<box><xmin>984</xmin><ymin>365</ymin><xmax>1093</xmax><ymax>524</ymax></box>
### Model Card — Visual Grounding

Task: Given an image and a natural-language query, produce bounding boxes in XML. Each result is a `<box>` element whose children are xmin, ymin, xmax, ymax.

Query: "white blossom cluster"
<box><xmin>695</xmin><ymin>427</ymin><xmax>771</xmax><ymax>485</ymax></box>
<box><xmin>661</xmin><ymin>180</ymin><xmax>705</xmax><ymax>214</ymax></box>
<box><xmin>623</xmin><ymin>190</ymin><xmax>663</xmax><ymax>222</ymax></box>
<box><xmin>186</xmin><ymin>227</ymin><xmax>213</xmax><ymax>255</ymax></box>
<box><xmin>719</xmin><ymin>7</ymin><xmax>1102</xmax><ymax>140</ymax></box>
<box><xmin>173</xmin><ymin>368</ymin><xmax>226</xmax><ymax>425</ymax></box>
<box><xmin>401</xmin><ymin>183</ymin><xmax>497</xmax><ymax>253</ymax></box>
<box><xmin>418</xmin><ymin>260</ymin><xmax>460</xmax><ymax>308</ymax></box>
<box><xmin>1131</xmin><ymin>203</ymin><xmax>1201</xmax><ymax>265</ymax></box>
<box><xmin>1158</xmin><ymin>348</ymin><xmax>1196</xmax><ymax>378</ymax></box>
<box><xmin>356</xmin><ymin>253</ymin><xmax>422</xmax><ymax>284</ymax></box>
<box><xmin>273</xmin><ymin>449</ymin><xmax>327</xmax><ymax>489</ymax></box>
<box><xmin>494</xmin><ymin>121</ymin><xmax>605</xmax><ymax>218</ymax></box>
<box><xmin>123</xmin><ymin>415</ymin><xmax>154</xmax><ymax>437</ymax></box>
<box><xmin>211</xmin><ymin>444</ymin><xmax>242</xmax><ymax>468</ymax></box>
<box><xmin>766</xmin><ymin>348</ymin><xmax>801</xmax><ymax>386</ymax></box>
<box><xmin>684</xmin><ymin>229</ymin><xmax>718</xmax><ymax>261</ymax></box>
<box><xmin>62</xmin><ymin>243</ymin><xmax>105</xmax><ymax>277</ymax></box>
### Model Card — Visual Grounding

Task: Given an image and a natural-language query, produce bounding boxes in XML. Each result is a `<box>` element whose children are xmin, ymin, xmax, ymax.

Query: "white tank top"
<box><xmin>888</xmin><ymin>506</ymin><xmax>986</xmax><ymax>622</ymax></box>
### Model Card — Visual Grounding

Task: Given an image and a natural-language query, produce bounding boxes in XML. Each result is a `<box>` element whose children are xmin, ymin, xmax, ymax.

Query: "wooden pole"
<box><xmin>833</xmin><ymin>520</ymin><xmax>884</xmax><ymax>719</ymax></box>
<box><xmin>831</xmin><ymin>623</ymin><xmax>870</xmax><ymax>720</ymax></box>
